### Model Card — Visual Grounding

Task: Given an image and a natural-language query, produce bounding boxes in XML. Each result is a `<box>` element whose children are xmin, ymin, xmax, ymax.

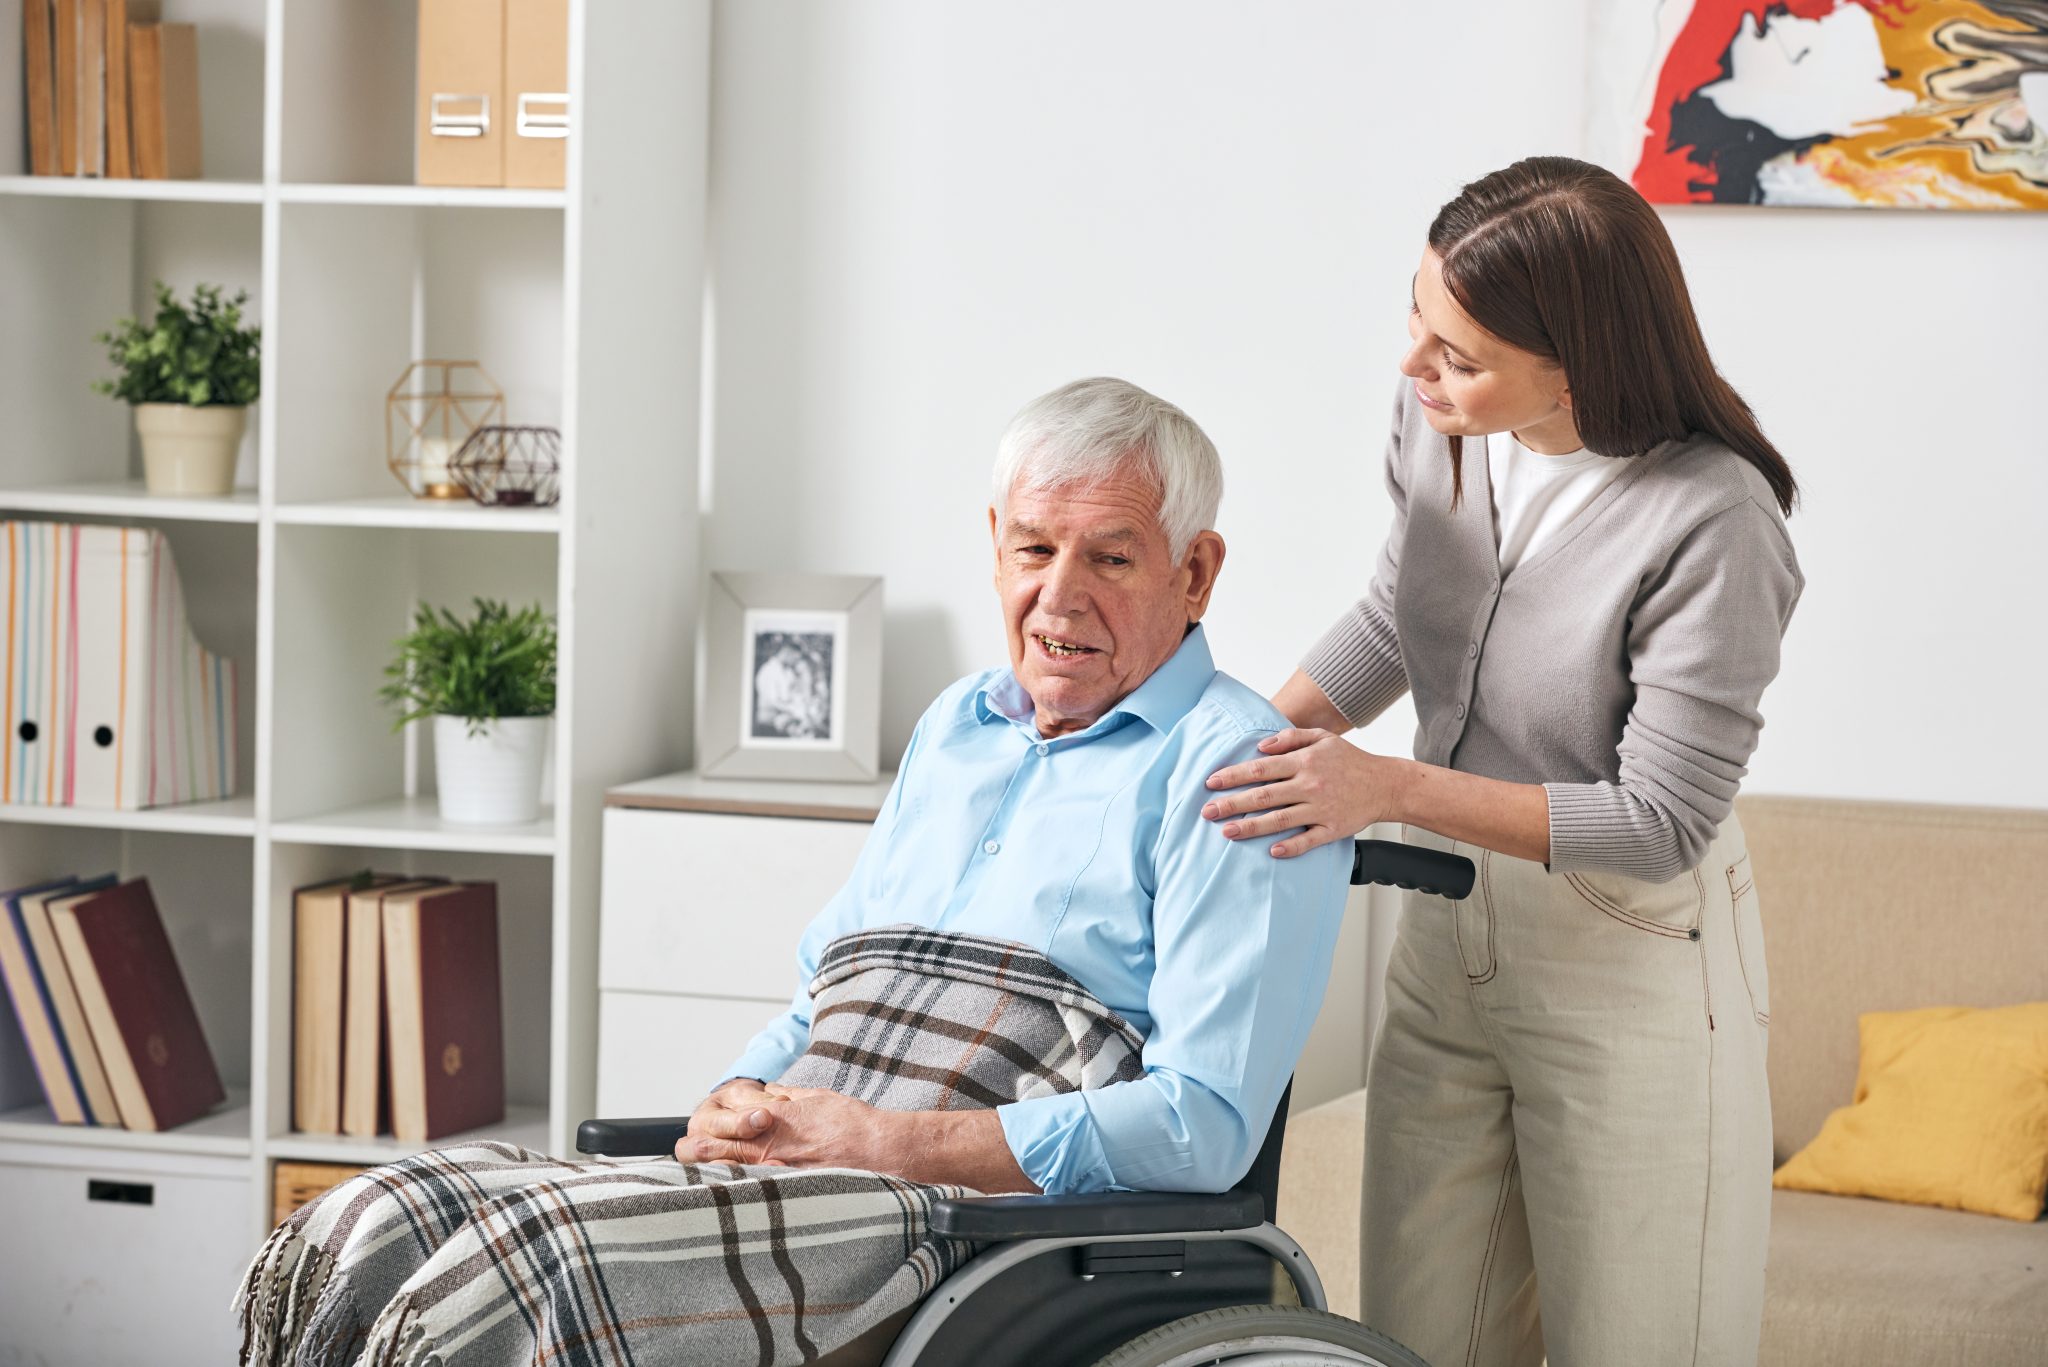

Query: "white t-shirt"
<box><xmin>1486</xmin><ymin>430</ymin><xmax>1629</xmax><ymax>576</ymax></box>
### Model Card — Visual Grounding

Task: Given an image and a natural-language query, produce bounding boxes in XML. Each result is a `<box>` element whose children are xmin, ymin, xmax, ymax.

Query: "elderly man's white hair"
<box><xmin>991</xmin><ymin>377</ymin><xmax>1223</xmax><ymax>563</ymax></box>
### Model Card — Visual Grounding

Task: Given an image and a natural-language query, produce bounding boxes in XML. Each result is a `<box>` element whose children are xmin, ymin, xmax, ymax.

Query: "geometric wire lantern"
<box><xmin>450</xmin><ymin>425</ymin><xmax>562</xmax><ymax>507</ymax></box>
<box><xmin>385</xmin><ymin>360</ymin><xmax>504</xmax><ymax>501</ymax></box>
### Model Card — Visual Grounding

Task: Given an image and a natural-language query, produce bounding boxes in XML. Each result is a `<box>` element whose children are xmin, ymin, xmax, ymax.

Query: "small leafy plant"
<box><xmin>380</xmin><ymin>598</ymin><xmax>556</xmax><ymax>736</ymax></box>
<box><xmin>93</xmin><ymin>280</ymin><xmax>261</xmax><ymax>407</ymax></box>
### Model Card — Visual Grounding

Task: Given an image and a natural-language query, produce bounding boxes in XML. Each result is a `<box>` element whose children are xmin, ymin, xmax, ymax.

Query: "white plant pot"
<box><xmin>434</xmin><ymin>714</ymin><xmax>552</xmax><ymax>825</ymax></box>
<box><xmin>134</xmin><ymin>402</ymin><xmax>247</xmax><ymax>496</ymax></box>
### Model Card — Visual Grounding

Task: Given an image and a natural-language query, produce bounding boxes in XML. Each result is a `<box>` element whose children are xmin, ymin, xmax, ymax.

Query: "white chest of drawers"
<box><xmin>595</xmin><ymin>771</ymin><xmax>896</xmax><ymax>1116</ymax></box>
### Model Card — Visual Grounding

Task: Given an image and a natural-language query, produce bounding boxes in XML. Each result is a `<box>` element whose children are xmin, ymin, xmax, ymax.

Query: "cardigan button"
<box><xmin>1467</xmin><ymin>643</ymin><xmax>1478</xmax><ymax>658</ymax></box>
<box><xmin>1455</xmin><ymin>702</ymin><xmax>1467</xmax><ymax>719</ymax></box>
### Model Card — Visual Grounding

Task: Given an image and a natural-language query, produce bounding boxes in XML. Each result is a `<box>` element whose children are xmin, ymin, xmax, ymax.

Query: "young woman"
<box><xmin>1203</xmin><ymin>157</ymin><xmax>1803</xmax><ymax>1366</ymax></box>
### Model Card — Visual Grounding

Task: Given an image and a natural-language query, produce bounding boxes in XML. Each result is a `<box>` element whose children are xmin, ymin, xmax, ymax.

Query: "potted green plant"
<box><xmin>93</xmin><ymin>280</ymin><xmax>261</xmax><ymax>497</ymax></box>
<box><xmin>379</xmin><ymin>598</ymin><xmax>557</xmax><ymax>825</ymax></box>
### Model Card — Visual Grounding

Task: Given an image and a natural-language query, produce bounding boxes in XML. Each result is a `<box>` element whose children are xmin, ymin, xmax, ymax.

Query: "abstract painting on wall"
<box><xmin>1590</xmin><ymin>1</ymin><xmax>2048</xmax><ymax>208</ymax></box>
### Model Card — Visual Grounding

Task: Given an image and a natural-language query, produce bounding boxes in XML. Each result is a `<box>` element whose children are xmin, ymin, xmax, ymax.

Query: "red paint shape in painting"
<box><xmin>1632</xmin><ymin>0</ymin><xmax>1905</xmax><ymax>203</ymax></box>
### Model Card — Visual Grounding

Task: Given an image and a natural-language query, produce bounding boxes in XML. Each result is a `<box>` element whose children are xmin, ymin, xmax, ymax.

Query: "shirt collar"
<box><xmin>976</xmin><ymin>624</ymin><xmax>1217</xmax><ymax>739</ymax></box>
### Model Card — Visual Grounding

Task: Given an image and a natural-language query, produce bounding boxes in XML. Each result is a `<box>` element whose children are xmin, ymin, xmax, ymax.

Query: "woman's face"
<box><xmin>1400</xmin><ymin>248</ymin><xmax>1581</xmax><ymax>454</ymax></box>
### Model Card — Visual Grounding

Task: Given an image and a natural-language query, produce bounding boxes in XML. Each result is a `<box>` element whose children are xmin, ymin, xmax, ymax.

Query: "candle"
<box><xmin>416</xmin><ymin>435</ymin><xmax>458</xmax><ymax>497</ymax></box>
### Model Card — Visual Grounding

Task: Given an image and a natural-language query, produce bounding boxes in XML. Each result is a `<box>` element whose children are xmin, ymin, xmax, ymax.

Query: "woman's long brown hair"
<box><xmin>1429</xmin><ymin>156</ymin><xmax>1798</xmax><ymax>515</ymax></box>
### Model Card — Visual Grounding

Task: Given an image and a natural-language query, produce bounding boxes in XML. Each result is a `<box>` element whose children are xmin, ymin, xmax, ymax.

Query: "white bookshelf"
<box><xmin>0</xmin><ymin>3</ymin><xmax>710</xmax><ymax>1359</ymax></box>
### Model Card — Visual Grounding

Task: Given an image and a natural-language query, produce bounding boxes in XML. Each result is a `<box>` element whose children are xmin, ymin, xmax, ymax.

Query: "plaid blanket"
<box><xmin>235</xmin><ymin>925</ymin><xmax>1146</xmax><ymax>1367</ymax></box>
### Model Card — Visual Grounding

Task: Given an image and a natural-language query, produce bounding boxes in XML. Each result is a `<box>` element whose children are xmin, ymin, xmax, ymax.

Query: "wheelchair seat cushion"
<box><xmin>234</xmin><ymin>927</ymin><xmax>1145</xmax><ymax>1367</ymax></box>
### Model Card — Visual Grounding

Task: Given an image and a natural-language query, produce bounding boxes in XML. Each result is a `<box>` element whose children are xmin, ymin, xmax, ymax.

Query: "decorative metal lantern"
<box><xmin>385</xmin><ymin>360</ymin><xmax>504</xmax><ymax>500</ymax></box>
<box><xmin>450</xmin><ymin>425</ymin><xmax>562</xmax><ymax>507</ymax></box>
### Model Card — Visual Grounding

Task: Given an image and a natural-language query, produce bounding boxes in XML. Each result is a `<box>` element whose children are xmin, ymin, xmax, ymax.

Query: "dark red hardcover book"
<box><xmin>383</xmin><ymin>881</ymin><xmax>503</xmax><ymax>1142</ymax></box>
<box><xmin>53</xmin><ymin>878</ymin><xmax>225</xmax><ymax>1131</ymax></box>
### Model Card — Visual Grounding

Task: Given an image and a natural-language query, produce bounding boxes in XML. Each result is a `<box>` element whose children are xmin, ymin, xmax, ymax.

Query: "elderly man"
<box><xmin>683</xmin><ymin>376</ymin><xmax>1352</xmax><ymax>1198</ymax></box>
<box><xmin>235</xmin><ymin>378</ymin><xmax>1351</xmax><ymax>1367</ymax></box>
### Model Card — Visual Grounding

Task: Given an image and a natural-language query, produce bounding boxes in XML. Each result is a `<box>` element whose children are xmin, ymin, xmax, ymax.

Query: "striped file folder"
<box><xmin>1</xmin><ymin>522</ymin><xmax>237</xmax><ymax>809</ymax></box>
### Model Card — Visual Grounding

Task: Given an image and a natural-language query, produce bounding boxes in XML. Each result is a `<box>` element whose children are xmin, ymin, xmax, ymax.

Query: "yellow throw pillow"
<box><xmin>1773</xmin><ymin>1002</ymin><xmax>2048</xmax><ymax>1221</ymax></box>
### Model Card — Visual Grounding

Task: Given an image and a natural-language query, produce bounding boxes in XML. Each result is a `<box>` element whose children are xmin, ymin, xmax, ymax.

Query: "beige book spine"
<box><xmin>154</xmin><ymin>21</ymin><xmax>200</xmax><ymax>179</ymax></box>
<box><xmin>19</xmin><ymin>890</ymin><xmax>122</xmax><ymax>1125</ymax></box>
<box><xmin>48</xmin><ymin>901</ymin><xmax>151</xmax><ymax>1130</ymax></box>
<box><xmin>342</xmin><ymin>879</ymin><xmax>440</xmax><ymax>1137</ymax></box>
<box><xmin>381</xmin><ymin>893</ymin><xmax>427</xmax><ymax>1143</ymax></box>
<box><xmin>0</xmin><ymin>906</ymin><xmax>85</xmax><ymax>1123</ymax></box>
<box><xmin>292</xmin><ymin>888</ymin><xmax>347</xmax><ymax>1134</ymax></box>
<box><xmin>25</xmin><ymin>0</ymin><xmax>59</xmax><ymax>175</ymax></box>
<box><xmin>127</xmin><ymin>21</ymin><xmax>162</xmax><ymax>179</ymax></box>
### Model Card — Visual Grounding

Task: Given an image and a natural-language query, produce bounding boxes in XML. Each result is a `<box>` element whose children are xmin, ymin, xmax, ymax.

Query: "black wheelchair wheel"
<box><xmin>1090</xmin><ymin>1304</ymin><xmax>1431</xmax><ymax>1367</ymax></box>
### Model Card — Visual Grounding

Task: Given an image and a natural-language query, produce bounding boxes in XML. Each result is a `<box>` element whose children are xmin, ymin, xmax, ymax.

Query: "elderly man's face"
<box><xmin>990</xmin><ymin>467</ymin><xmax>1225</xmax><ymax>737</ymax></box>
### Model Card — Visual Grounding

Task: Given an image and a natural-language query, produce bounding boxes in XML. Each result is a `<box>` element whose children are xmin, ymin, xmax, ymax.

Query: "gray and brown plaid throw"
<box><xmin>234</xmin><ymin>925</ymin><xmax>1146</xmax><ymax>1367</ymax></box>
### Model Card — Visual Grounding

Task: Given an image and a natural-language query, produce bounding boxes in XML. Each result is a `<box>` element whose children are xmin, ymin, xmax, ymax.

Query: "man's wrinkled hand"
<box><xmin>678</xmin><ymin>1078</ymin><xmax>778</xmax><ymax>1164</ymax></box>
<box><xmin>679</xmin><ymin>1086</ymin><xmax>897</xmax><ymax>1173</ymax></box>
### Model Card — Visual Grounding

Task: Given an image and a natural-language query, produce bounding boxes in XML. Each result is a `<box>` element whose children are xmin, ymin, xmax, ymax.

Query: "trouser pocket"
<box><xmin>1725</xmin><ymin>851</ymin><xmax>1770</xmax><ymax>1025</ymax></box>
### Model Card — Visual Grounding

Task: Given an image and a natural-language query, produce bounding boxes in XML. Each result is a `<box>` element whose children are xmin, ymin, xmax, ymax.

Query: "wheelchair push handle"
<box><xmin>1351</xmin><ymin>838</ymin><xmax>1476</xmax><ymax>901</ymax></box>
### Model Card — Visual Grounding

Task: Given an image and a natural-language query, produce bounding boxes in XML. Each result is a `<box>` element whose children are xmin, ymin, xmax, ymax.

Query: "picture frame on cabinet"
<box><xmin>697</xmin><ymin>571</ymin><xmax>882</xmax><ymax>781</ymax></box>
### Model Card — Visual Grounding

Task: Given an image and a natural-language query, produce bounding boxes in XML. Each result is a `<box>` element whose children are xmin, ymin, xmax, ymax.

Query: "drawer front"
<box><xmin>596</xmin><ymin>989</ymin><xmax>789</xmax><ymax>1118</ymax></box>
<box><xmin>600</xmin><ymin>808</ymin><xmax>872</xmax><ymax>998</ymax></box>
<box><xmin>0</xmin><ymin>1155</ymin><xmax>250</xmax><ymax>1366</ymax></box>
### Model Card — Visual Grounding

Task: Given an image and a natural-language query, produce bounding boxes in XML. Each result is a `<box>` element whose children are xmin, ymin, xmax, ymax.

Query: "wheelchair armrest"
<box><xmin>928</xmin><ymin>1188</ymin><xmax>1265</xmax><ymax>1241</ymax></box>
<box><xmin>576</xmin><ymin>1116</ymin><xmax>690</xmax><ymax>1156</ymax></box>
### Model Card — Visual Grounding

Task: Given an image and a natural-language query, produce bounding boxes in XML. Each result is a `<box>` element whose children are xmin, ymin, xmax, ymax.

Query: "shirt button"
<box><xmin>983</xmin><ymin>839</ymin><xmax>1001</xmax><ymax>855</ymax></box>
<box><xmin>1467</xmin><ymin>643</ymin><xmax>1478</xmax><ymax>659</ymax></box>
<box><xmin>1455</xmin><ymin>702</ymin><xmax>1467</xmax><ymax>719</ymax></box>
<box><xmin>1035</xmin><ymin>743</ymin><xmax>1049</xmax><ymax>757</ymax></box>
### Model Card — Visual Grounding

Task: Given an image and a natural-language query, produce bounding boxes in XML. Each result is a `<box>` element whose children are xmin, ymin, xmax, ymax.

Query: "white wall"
<box><xmin>698</xmin><ymin>0</ymin><xmax>2048</xmax><ymax>1100</ymax></box>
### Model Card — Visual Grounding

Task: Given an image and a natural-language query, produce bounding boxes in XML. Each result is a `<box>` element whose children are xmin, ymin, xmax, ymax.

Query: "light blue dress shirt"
<box><xmin>721</xmin><ymin>626</ymin><xmax>1352</xmax><ymax>1195</ymax></box>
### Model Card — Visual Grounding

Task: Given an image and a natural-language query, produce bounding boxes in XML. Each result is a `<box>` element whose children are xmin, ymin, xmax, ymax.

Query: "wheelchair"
<box><xmin>578</xmin><ymin>839</ymin><xmax>1475</xmax><ymax>1367</ymax></box>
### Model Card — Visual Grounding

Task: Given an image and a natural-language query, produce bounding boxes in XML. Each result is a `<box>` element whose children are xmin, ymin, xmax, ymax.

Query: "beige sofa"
<box><xmin>1278</xmin><ymin>795</ymin><xmax>2048</xmax><ymax>1364</ymax></box>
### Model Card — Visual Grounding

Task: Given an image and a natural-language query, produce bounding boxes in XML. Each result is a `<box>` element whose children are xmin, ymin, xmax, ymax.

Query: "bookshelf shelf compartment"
<box><xmin>271</xmin><ymin>798</ymin><xmax>557</xmax><ymax>857</ymax></box>
<box><xmin>265</xmin><ymin>1102</ymin><xmax>552</xmax><ymax>1166</ymax></box>
<box><xmin>0</xmin><ymin>481</ymin><xmax>261</xmax><ymax>524</ymax></box>
<box><xmin>0</xmin><ymin>1090</ymin><xmax>253</xmax><ymax>1159</ymax></box>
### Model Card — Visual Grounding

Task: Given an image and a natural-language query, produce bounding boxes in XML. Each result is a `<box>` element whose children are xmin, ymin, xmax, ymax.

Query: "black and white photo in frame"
<box><xmin>697</xmin><ymin>572</ymin><xmax>882</xmax><ymax>781</ymax></box>
<box><xmin>743</xmin><ymin>610</ymin><xmax>845</xmax><ymax>746</ymax></box>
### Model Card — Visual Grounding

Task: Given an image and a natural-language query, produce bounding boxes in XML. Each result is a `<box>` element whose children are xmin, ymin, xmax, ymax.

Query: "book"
<box><xmin>14</xmin><ymin>875</ymin><xmax>122</xmax><ymax>1125</ymax></box>
<box><xmin>383</xmin><ymin>882</ymin><xmax>503</xmax><ymax>1142</ymax></box>
<box><xmin>54</xmin><ymin>0</ymin><xmax>78</xmax><ymax>174</ymax></box>
<box><xmin>154</xmin><ymin>21</ymin><xmax>201</xmax><ymax>179</ymax></box>
<box><xmin>0</xmin><ymin>878</ymin><xmax>87</xmax><ymax>1122</ymax></box>
<box><xmin>292</xmin><ymin>873</ymin><xmax>390</xmax><ymax>1134</ymax></box>
<box><xmin>48</xmin><ymin>878</ymin><xmax>224</xmax><ymax>1132</ymax></box>
<box><xmin>127</xmin><ymin>21</ymin><xmax>160</xmax><ymax>177</ymax></box>
<box><xmin>78</xmin><ymin>0</ymin><xmax>105</xmax><ymax>175</ymax></box>
<box><xmin>128</xmin><ymin>21</ymin><xmax>198</xmax><ymax>180</ymax></box>
<box><xmin>341</xmin><ymin>878</ymin><xmax>444</xmax><ymax>1138</ymax></box>
<box><xmin>24</xmin><ymin>0</ymin><xmax>58</xmax><ymax>176</ymax></box>
<box><xmin>104</xmin><ymin>0</ymin><xmax>159</xmax><ymax>178</ymax></box>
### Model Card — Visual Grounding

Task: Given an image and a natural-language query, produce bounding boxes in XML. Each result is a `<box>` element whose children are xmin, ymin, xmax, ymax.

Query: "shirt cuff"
<box><xmin>721</xmin><ymin>1042</ymin><xmax>800</xmax><ymax>1093</ymax></box>
<box><xmin>1301</xmin><ymin>600</ymin><xmax>1408</xmax><ymax>727</ymax></box>
<box><xmin>998</xmin><ymin>1091</ymin><xmax>1117</xmax><ymax>1195</ymax></box>
<box><xmin>1544</xmin><ymin>781</ymin><xmax>1686</xmax><ymax>883</ymax></box>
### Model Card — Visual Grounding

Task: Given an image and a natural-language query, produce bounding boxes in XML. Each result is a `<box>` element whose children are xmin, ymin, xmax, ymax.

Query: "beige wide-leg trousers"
<box><xmin>1360</xmin><ymin>820</ymin><xmax>1773</xmax><ymax>1367</ymax></box>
